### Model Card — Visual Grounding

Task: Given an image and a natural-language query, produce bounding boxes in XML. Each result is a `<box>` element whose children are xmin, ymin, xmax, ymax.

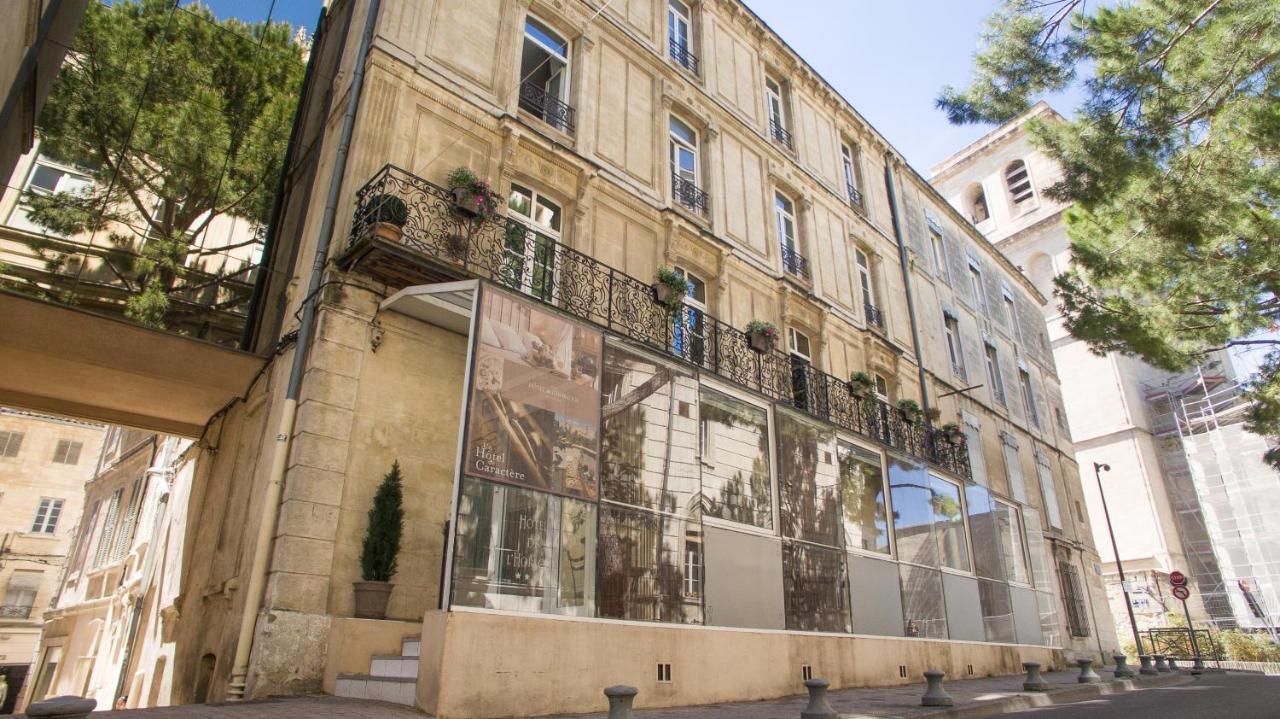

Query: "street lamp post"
<box><xmin>1094</xmin><ymin>461</ymin><xmax>1145</xmax><ymax>657</ymax></box>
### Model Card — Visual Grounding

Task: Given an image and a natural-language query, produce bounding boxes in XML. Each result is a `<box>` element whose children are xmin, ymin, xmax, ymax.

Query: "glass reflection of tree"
<box><xmin>699</xmin><ymin>394</ymin><xmax>771</xmax><ymax>528</ymax></box>
<box><xmin>838</xmin><ymin>444</ymin><xmax>888</xmax><ymax>552</ymax></box>
<box><xmin>597</xmin><ymin>506</ymin><xmax>697</xmax><ymax>623</ymax></box>
<box><xmin>777</xmin><ymin>412</ymin><xmax>839</xmax><ymax>545</ymax></box>
<box><xmin>600</xmin><ymin>351</ymin><xmax>679</xmax><ymax>513</ymax></box>
<box><xmin>784</xmin><ymin>542</ymin><xmax>850</xmax><ymax>633</ymax></box>
<box><xmin>557</xmin><ymin>499</ymin><xmax>593</xmax><ymax>610</ymax></box>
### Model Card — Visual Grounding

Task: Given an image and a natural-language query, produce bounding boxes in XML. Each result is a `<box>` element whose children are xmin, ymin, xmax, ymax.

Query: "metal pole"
<box><xmin>1094</xmin><ymin>461</ymin><xmax>1145</xmax><ymax>656</ymax></box>
<box><xmin>1182</xmin><ymin>598</ymin><xmax>1202</xmax><ymax>659</ymax></box>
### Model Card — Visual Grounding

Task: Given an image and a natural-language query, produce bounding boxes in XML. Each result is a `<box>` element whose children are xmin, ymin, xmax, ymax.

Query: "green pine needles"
<box><xmin>360</xmin><ymin>461</ymin><xmax>405</xmax><ymax>583</ymax></box>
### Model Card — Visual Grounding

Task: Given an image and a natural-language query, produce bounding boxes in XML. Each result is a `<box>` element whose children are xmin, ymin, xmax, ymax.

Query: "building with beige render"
<box><xmin>931</xmin><ymin>102</ymin><xmax>1280</xmax><ymax>648</ymax></box>
<box><xmin>22</xmin><ymin>2</ymin><xmax>1118</xmax><ymax>716</ymax></box>
<box><xmin>0</xmin><ymin>408</ymin><xmax>102</xmax><ymax>713</ymax></box>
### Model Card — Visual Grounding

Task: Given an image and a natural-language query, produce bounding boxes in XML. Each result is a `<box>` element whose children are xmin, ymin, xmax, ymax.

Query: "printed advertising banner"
<box><xmin>464</xmin><ymin>288</ymin><xmax>602</xmax><ymax>500</ymax></box>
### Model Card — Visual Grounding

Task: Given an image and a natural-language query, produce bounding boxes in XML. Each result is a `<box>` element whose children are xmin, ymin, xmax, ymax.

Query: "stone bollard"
<box><xmin>1076</xmin><ymin>658</ymin><xmax>1101</xmax><ymax>683</ymax></box>
<box><xmin>1022</xmin><ymin>661</ymin><xmax>1049</xmax><ymax>691</ymax></box>
<box><xmin>604</xmin><ymin>685</ymin><xmax>638</xmax><ymax>719</ymax></box>
<box><xmin>1112</xmin><ymin>654</ymin><xmax>1135</xmax><ymax>678</ymax></box>
<box><xmin>1191</xmin><ymin>655</ymin><xmax>1206</xmax><ymax>675</ymax></box>
<box><xmin>1138</xmin><ymin>655</ymin><xmax>1158</xmax><ymax>676</ymax></box>
<box><xmin>800</xmin><ymin>678</ymin><xmax>838</xmax><ymax>719</ymax></box>
<box><xmin>921</xmin><ymin>669</ymin><xmax>953</xmax><ymax>707</ymax></box>
<box><xmin>1167</xmin><ymin>657</ymin><xmax>1179</xmax><ymax>671</ymax></box>
<box><xmin>1153</xmin><ymin>654</ymin><xmax>1170</xmax><ymax>673</ymax></box>
<box><xmin>25</xmin><ymin>696</ymin><xmax>97</xmax><ymax>719</ymax></box>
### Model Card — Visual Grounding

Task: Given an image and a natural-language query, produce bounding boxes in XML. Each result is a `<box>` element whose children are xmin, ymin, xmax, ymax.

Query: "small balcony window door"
<box><xmin>1003</xmin><ymin>291</ymin><xmax>1021</xmax><ymax>343</ymax></box>
<box><xmin>765</xmin><ymin>76</ymin><xmax>791</xmax><ymax>148</ymax></box>
<box><xmin>855</xmin><ymin>248</ymin><xmax>881</xmax><ymax>327</ymax></box>
<box><xmin>872</xmin><ymin>372</ymin><xmax>890</xmax><ymax>402</ymax></box>
<box><xmin>668</xmin><ymin>0</ymin><xmax>696</xmax><ymax>73</ymax></box>
<box><xmin>968</xmin><ymin>261</ymin><xmax>987</xmax><ymax>312</ymax></box>
<box><xmin>504</xmin><ymin>184</ymin><xmax>562</xmax><ymax>301</ymax></box>
<box><xmin>669</xmin><ymin>117</ymin><xmax>706</xmax><ymax>214</ymax></box>
<box><xmin>929</xmin><ymin>227</ymin><xmax>946</xmax><ymax>278</ymax></box>
<box><xmin>984</xmin><ymin>342</ymin><xmax>1006</xmax><ymax>406</ymax></box>
<box><xmin>943</xmin><ymin>314</ymin><xmax>965</xmax><ymax>378</ymax></box>
<box><xmin>1005</xmin><ymin>160</ymin><xmax>1035</xmax><ymax>209</ymax></box>
<box><xmin>841</xmin><ymin>143</ymin><xmax>862</xmax><ymax>207</ymax></box>
<box><xmin>31</xmin><ymin>498</ymin><xmax>64</xmax><ymax>534</ymax></box>
<box><xmin>776</xmin><ymin>193</ymin><xmax>797</xmax><ymax>254</ymax></box>
<box><xmin>520</xmin><ymin>16</ymin><xmax>574</xmax><ymax>133</ymax></box>
<box><xmin>787</xmin><ymin>327</ymin><xmax>811</xmax><ymax>363</ymax></box>
<box><xmin>1019</xmin><ymin>368</ymin><xmax>1040</xmax><ymax>428</ymax></box>
<box><xmin>672</xmin><ymin>266</ymin><xmax>707</xmax><ymax>363</ymax></box>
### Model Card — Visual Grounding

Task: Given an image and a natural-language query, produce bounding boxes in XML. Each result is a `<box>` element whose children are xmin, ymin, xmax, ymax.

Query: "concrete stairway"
<box><xmin>334</xmin><ymin>635</ymin><xmax>421</xmax><ymax>706</ymax></box>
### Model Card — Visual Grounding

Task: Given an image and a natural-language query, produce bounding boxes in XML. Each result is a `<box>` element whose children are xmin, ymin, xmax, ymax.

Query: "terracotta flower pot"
<box><xmin>353</xmin><ymin>580</ymin><xmax>393</xmax><ymax>619</ymax></box>
<box><xmin>453</xmin><ymin>186</ymin><xmax>486</xmax><ymax>217</ymax></box>
<box><xmin>370</xmin><ymin>221</ymin><xmax>403</xmax><ymax>244</ymax></box>
<box><xmin>749</xmin><ymin>332</ymin><xmax>772</xmax><ymax>353</ymax></box>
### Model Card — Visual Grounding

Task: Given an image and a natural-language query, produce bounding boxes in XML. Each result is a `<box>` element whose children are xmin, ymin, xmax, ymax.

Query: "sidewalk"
<box><xmin>14</xmin><ymin>668</ymin><xmax>1193</xmax><ymax>718</ymax></box>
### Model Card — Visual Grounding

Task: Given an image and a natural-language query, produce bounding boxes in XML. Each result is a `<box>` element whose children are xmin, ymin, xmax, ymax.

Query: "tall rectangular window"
<box><xmin>856</xmin><ymin>249</ymin><xmax>882</xmax><ymax>329</ymax></box>
<box><xmin>671</xmin><ymin>267</ymin><xmax>706</xmax><ymax>363</ymax></box>
<box><xmin>932</xmin><ymin>475</ymin><xmax>970</xmax><ymax>572</ymax></box>
<box><xmin>519</xmin><ymin>16</ymin><xmax>574</xmax><ymax>133</ymax></box>
<box><xmin>963</xmin><ymin>421</ymin><xmax>988</xmax><ymax>487</ymax></box>
<box><xmin>765</xmin><ymin>76</ymin><xmax>791</xmax><ymax>148</ymax></box>
<box><xmin>669</xmin><ymin>116</ymin><xmax>706</xmax><ymax>214</ymax></box>
<box><xmin>1036</xmin><ymin>454</ymin><xmax>1063</xmax><ymax>529</ymax></box>
<box><xmin>93</xmin><ymin>489</ymin><xmax>123</xmax><ymax>567</ymax></box>
<box><xmin>929</xmin><ymin>228</ymin><xmax>946</xmax><ymax>278</ymax></box>
<box><xmin>995</xmin><ymin>501</ymin><xmax>1030</xmax><ymax>584</ymax></box>
<box><xmin>1001</xmin><ymin>436</ymin><xmax>1027</xmax><ymax>502</ymax></box>
<box><xmin>985</xmin><ymin>343</ymin><xmax>1006</xmax><ymax>405</ymax></box>
<box><xmin>1003</xmin><ymin>292</ymin><xmax>1020</xmax><ymax>342</ymax></box>
<box><xmin>667</xmin><ymin>0</ymin><xmax>697</xmax><ymax>73</ymax></box>
<box><xmin>1019</xmin><ymin>369</ymin><xmax>1040</xmax><ymax>428</ymax></box>
<box><xmin>841</xmin><ymin>143</ymin><xmax>862</xmax><ymax>207</ymax></box>
<box><xmin>968</xmin><ymin>261</ymin><xmax>986</xmax><ymax>311</ymax></box>
<box><xmin>838</xmin><ymin>442</ymin><xmax>890</xmax><ymax>554</ymax></box>
<box><xmin>0</xmin><ymin>571</ymin><xmax>42</xmax><ymax>618</ymax></box>
<box><xmin>943</xmin><ymin>314</ymin><xmax>964</xmax><ymax>378</ymax></box>
<box><xmin>699</xmin><ymin>386</ymin><xmax>773</xmax><ymax>529</ymax></box>
<box><xmin>0</xmin><ymin>431</ymin><xmax>22</xmax><ymax>458</ymax></box>
<box><xmin>30</xmin><ymin>498</ymin><xmax>64</xmax><ymax>534</ymax></box>
<box><xmin>52</xmin><ymin>439</ymin><xmax>82</xmax><ymax>465</ymax></box>
<box><xmin>786</xmin><ymin>327</ymin><xmax>811</xmax><ymax>361</ymax></box>
<box><xmin>776</xmin><ymin>193</ymin><xmax>807</xmax><ymax>279</ymax></box>
<box><xmin>1057</xmin><ymin>560</ymin><xmax>1091</xmax><ymax>637</ymax></box>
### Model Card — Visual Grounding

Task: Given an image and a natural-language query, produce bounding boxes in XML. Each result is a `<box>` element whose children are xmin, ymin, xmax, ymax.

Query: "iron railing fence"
<box><xmin>518</xmin><ymin>80</ymin><xmax>576</xmax><ymax>134</ymax></box>
<box><xmin>780</xmin><ymin>243</ymin><xmax>810</xmax><ymax>281</ymax></box>
<box><xmin>770</xmin><ymin>118</ymin><xmax>793</xmax><ymax>150</ymax></box>
<box><xmin>864</xmin><ymin>302</ymin><xmax>885</xmax><ymax>331</ymax></box>
<box><xmin>846</xmin><ymin>183</ymin><xmax>863</xmax><ymax>211</ymax></box>
<box><xmin>669</xmin><ymin>41</ymin><xmax>699</xmax><ymax>75</ymax></box>
<box><xmin>345</xmin><ymin>165</ymin><xmax>970</xmax><ymax>480</ymax></box>
<box><xmin>671</xmin><ymin>174</ymin><xmax>709</xmax><ymax>215</ymax></box>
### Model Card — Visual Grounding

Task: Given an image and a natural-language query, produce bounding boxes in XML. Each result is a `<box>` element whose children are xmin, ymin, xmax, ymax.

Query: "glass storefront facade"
<box><xmin>448</xmin><ymin>286</ymin><xmax>1049</xmax><ymax>644</ymax></box>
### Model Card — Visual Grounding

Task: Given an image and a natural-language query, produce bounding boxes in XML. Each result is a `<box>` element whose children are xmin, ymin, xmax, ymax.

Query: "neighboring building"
<box><xmin>8</xmin><ymin>2</ymin><xmax>1115</xmax><ymax>716</ymax></box>
<box><xmin>0</xmin><ymin>408</ymin><xmax>103</xmax><ymax>714</ymax></box>
<box><xmin>23</xmin><ymin>429</ymin><xmax>192</xmax><ymax>711</ymax></box>
<box><xmin>932</xmin><ymin>102</ymin><xmax>1280</xmax><ymax>647</ymax></box>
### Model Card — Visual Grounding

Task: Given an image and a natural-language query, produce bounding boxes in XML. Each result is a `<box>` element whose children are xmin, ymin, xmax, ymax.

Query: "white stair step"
<box><xmin>336</xmin><ymin>674</ymin><xmax>416</xmax><ymax>706</ymax></box>
<box><xmin>370</xmin><ymin>655</ymin><xmax>419</xmax><ymax>678</ymax></box>
<box><xmin>402</xmin><ymin>637</ymin><xmax>420</xmax><ymax>658</ymax></box>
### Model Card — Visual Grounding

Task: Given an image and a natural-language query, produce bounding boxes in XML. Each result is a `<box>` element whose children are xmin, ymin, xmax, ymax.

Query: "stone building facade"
<box><xmin>159</xmin><ymin>2</ymin><xmax>1116</xmax><ymax>716</ymax></box>
<box><xmin>0</xmin><ymin>408</ymin><xmax>102</xmax><ymax>713</ymax></box>
<box><xmin>23</xmin><ymin>429</ymin><xmax>192</xmax><ymax>712</ymax></box>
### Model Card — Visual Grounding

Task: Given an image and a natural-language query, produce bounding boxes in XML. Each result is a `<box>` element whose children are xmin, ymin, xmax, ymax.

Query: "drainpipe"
<box><xmin>883</xmin><ymin>154</ymin><xmax>930</xmax><ymax>413</ymax></box>
<box><xmin>226</xmin><ymin>0</ymin><xmax>381</xmax><ymax>701</ymax></box>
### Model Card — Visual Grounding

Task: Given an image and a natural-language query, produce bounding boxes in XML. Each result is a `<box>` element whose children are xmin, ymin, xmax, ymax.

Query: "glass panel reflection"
<box><xmin>1036</xmin><ymin>589</ymin><xmax>1062</xmax><ymax>646</ymax></box>
<box><xmin>451</xmin><ymin>477</ymin><xmax>596</xmax><ymax>615</ymax></box>
<box><xmin>776</xmin><ymin>409</ymin><xmax>841</xmax><ymax>546</ymax></box>
<box><xmin>838</xmin><ymin>442</ymin><xmax>890</xmax><ymax>554</ymax></box>
<box><xmin>599</xmin><ymin>345</ymin><xmax>700</xmax><ymax>514</ymax></box>
<box><xmin>932</xmin><ymin>476</ymin><xmax>970</xmax><ymax>572</ymax></box>
<box><xmin>889</xmin><ymin>459</ymin><xmax>937</xmax><ymax>567</ymax></box>
<box><xmin>900</xmin><ymin>564</ymin><xmax>947</xmax><ymax>638</ymax></box>
<box><xmin>995</xmin><ymin>502</ymin><xmax>1029</xmax><ymax>584</ymax></box>
<box><xmin>699</xmin><ymin>387</ymin><xmax>773</xmax><ymax>529</ymax></box>
<box><xmin>965</xmin><ymin>484</ymin><xmax>1005</xmax><ymax>580</ymax></box>
<box><xmin>1022</xmin><ymin>509</ymin><xmax>1053</xmax><ymax>591</ymax></box>
<box><xmin>782</xmin><ymin>541</ymin><xmax>851</xmax><ymax>632</ymax></box>
<box><xmin>978</xmin><ymin>578</ymin><xmax>1016</xmax><ymax>643</ymax></box>
<box><xmin>597</xmin><ymin>503</ymin><xmax>703</xmax><ymax>624</ymax></box>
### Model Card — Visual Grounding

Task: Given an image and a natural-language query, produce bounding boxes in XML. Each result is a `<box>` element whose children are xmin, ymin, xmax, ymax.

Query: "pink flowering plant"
<box><xmin>447</xmin><ymin>166</ymin><xmax>500</xmax><ymax>219</ymax></box>
<box><xmin>744</xmin><ymin>320</ymin><xmax>779</xmax><ymax>349</ymax></box>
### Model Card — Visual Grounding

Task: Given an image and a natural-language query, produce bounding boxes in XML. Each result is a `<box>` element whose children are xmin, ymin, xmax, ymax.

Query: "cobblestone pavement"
<box><xmin>14</xmin><ymin>668</ymin><xmax>1182</xmax><ymax>718</ymax></box>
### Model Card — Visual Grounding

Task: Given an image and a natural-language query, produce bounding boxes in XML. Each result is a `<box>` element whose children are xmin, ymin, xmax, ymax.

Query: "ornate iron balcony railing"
<box><xmin>342</xmin><ymin>165</ymin><xmax>969</xmax><ymax>481</ymax></box>
<box><xmin>519</xmin><ymin>80</ymin><xmax>576</xmax><ymax>135</ymax></box>
<box><xmin>770</xmin><ymin>118</ymin><xmax>793</xmax><ymax>150</ymax></box>
<box><xmin>847</xmin><ymin>183</ymin><xmax>864</xmax><ymax>211</ymax></box>
<box><xmin>669</xmin><ymin>41</ymin><xmax>699</xmax><ymax>75</ymax></box>
<box><xmin>0</xmin><ymin>604</ymin><xmax>33</xmax><ymax>619</ymax></box>
<box><xmin>780</xmin><ymin>243</ymin><xmax>809</xmax><ymax>281</ymax></box>
<box><xmin>672</xmin><ymin>174</ymin><xmax>709</xmax><ymax>215</ymax></box>
<box><xmin>865</xmin><ymin>302</ymin><xmax>885</xmax><ymax>331</ymax></box>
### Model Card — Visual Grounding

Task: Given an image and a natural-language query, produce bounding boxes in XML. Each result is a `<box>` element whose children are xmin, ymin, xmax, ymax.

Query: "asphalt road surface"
<box><xmin>1005</xmin><ymin>671</ymin><xmax>1280</xmax><ymax>718</ymax></box>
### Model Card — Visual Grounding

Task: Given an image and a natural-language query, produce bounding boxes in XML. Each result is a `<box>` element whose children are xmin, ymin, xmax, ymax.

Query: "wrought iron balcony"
<box><xmin>0</xmin><ymin>604</ymin><xmax>33</xmax><ymax>619</ymax></box>
<box><xmin>519</xmin><ymin>80</ymin><xmax>576</xmax><ymax>135</ymax></box>
<box><xmin>672</xmin><ymin>174</ymin><xmax>709</xmax><ymax>215</ymax></box>
<box><xmin>846</xmin><ymin>183</ymin><xmax>864</xmax><ymax>211</ymax></box>
<box><xmin>952</xmin><ymin>362</ymin><xmax>967</xmax><ymax>381</ymax></box>
<box><xmin>669</xmin><ymin>41</ymin><xmax>699</xmax><ymax>75</ymax></box>
<box><xmin>770</xmin><ymin>118</ymin><xmax>793</xmax><ymax>150</ymax></box>
<box><xmin>780</xmin><ymin>243</ymin><xmax>809</xmax><ymax>281</ymax></box>
<box><xmin>340</xmin><ymin>165</ymin><xmax>969</xmax><ymax>481</ymax></box>
<box><xmin>864</xmin><ymin>302</ymin><xmax>885</xmax><ymax>331</ymax></box>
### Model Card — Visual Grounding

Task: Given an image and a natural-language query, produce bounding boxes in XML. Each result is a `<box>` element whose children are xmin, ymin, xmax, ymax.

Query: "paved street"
<box><xmin>1003</xmin><ymin>672</ymin><xmax>1280</xmax><ymax>718</ymax></box>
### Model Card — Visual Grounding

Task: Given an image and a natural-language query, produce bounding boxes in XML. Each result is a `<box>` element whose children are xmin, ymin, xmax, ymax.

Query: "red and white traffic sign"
<box><xmin>1170</xmin><ymin>570</ymin><xmax>1188</xmax><ymax>587</ymax></box>
<box><xmin>1172</xmin><ymin>585</ymin><xmax>1191</xmax><ymax>601</ymax></box>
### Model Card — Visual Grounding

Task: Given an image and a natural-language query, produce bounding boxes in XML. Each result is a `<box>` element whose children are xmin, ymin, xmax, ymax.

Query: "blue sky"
<box><xmin>196</xmin><ymin>0</ymin><xmax>1081</xmax><ymax>174</ymax></box>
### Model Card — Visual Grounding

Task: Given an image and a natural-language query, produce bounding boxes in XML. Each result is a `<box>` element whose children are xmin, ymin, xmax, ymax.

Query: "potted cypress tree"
<box><xmin>354</xmin><ymin>461</ymin><xmax>404</xmax><ymax>619</ymax></box>
<box><xmin>895</xmin><ymin>398</ymin><xmax>924</xmax><ymax>425</ymax></box>
<box><xmin>849</xmin><ymin>371</ymin><xmax>875</xmax><ymax>397</ymax></box>
<box><xmin>367</xmin><ymin>194</ymin><xmax>409</xmax><ymax>243</ymax></box>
